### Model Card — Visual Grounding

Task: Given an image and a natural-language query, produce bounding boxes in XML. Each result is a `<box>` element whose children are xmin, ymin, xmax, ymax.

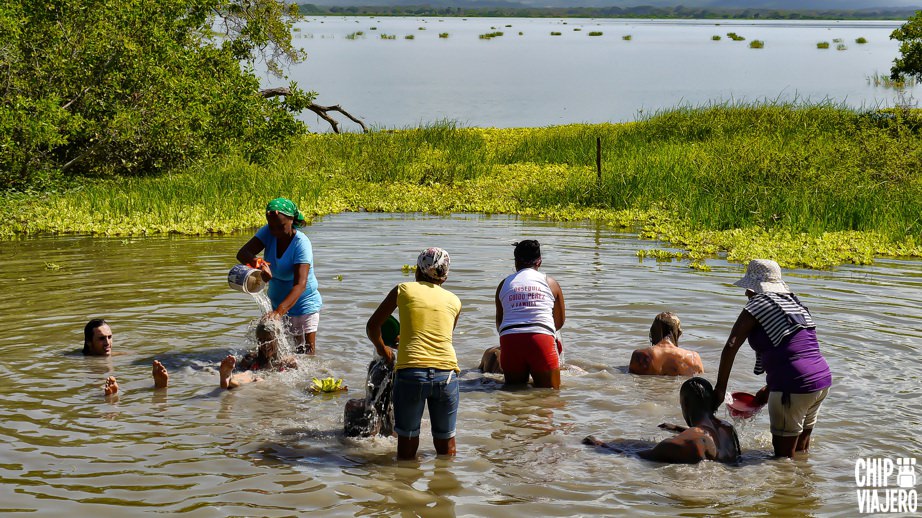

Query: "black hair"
<box><xmin>83</xmin><ymin>318</ymin><xmax>109</xmax><ymax>355</ymax></box>
<box><xmin>513</xmin><ymin>240</ymin><xmax>541</xmax><ymax>265</ymax></box>
<box><xmin>680</xmin><ymin>377</ymin><xmax>715</xmax><ymax>424</ymax></box>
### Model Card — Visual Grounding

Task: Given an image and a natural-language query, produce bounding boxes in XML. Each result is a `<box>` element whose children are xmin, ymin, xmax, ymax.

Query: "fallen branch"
<box><xmin>260</xmin><ymin>87</ymin><xmax>367</xmax><ymax>133</ymax></box>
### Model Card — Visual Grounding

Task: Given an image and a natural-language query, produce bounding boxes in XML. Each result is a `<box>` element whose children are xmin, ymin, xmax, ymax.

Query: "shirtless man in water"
<box><xmin>584</xmin><ymin>377</ymin><xmax>741</xmax><ymax>464</ymax></box>
<box><xmin>629</xmin><ymin>312</ymin><xmax>704</xmax><ymax>376</ymax></box>
<box><xmin>88</xmin><ymin>319</ymin><xmax>169</xmax><ymax>396</ymax></box>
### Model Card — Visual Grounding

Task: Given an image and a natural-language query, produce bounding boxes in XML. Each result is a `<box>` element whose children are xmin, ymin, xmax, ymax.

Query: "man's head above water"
<box><xmin>83</xmin><ymin>319</ymin><xmax>112</xmax><ymax>356</ymax></box>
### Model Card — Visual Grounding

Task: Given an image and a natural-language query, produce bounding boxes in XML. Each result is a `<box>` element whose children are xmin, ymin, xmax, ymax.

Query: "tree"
<box><xmin>0</xmin><ymin>0</ymin><xmax>321</xmax><ymax>190</ymax></box>
<box><xmin>890</xmin><ymin>11</ymin><xmax>922</xmax><ymax>81</ymax></box>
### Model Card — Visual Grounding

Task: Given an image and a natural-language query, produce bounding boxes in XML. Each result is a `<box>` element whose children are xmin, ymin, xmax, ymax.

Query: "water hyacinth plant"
<box><xmin>712</xmin><ymin>35</ymin><xmax>721</xmax><ymax>41</ymax></box>
<box><xmin>622</xmin><ymin>34</ymin><xmax>632</xmax><ymax>40</ymax></box>
<box><xmin>749</xmin><ymin>40</ymin><xmax>764</xmax><ymax>49</ymax></box>
<box><xmin>856</xmin><ymin>37</ymin><xmax>868</xmax><ymax>44</ymax></box>
<box><xmin>817</xmin><ymin>41</ymin><xmax>830</xmax><ymax>49</ymax></box>
<box><xmin>588</xmin><ymin>31</ymin><xmax>603</xmax><ymax>36</ymax></box>
<box><xmin>550</xmin><ymin>31</ymin><xmax>562</xmax><ymax>36</ymax></box>
<box><xmin>439</xmin><ymin>32</ymin><xmax>449</xmax><ymax>38</ymax></box>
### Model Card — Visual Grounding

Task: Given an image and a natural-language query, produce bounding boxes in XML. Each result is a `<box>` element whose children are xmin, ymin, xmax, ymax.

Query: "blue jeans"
<box><xmin>393</xmin><ymin>368</ymin><xmax>459</xmax><ymax>439</ymax></box>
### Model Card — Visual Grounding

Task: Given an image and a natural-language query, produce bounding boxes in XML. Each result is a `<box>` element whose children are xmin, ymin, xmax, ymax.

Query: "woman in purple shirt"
<box><xmin>714</xmin><ymin>259</ymin><xmax>832</xmax><ymax>458</ymax></box>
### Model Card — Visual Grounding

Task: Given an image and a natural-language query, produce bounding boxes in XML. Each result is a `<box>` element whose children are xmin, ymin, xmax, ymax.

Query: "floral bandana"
<box><xmin>416</xmin><ymin>247</ymin><xmax>451</xmax><ymax>281</ymax></box>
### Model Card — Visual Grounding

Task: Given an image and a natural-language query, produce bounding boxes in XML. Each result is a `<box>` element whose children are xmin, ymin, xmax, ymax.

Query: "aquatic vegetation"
<box><xmin>588</xmin><ymin>31</ymin><xmax>603</xmax><ymax>36</ymax></box>
<box><xmin>380</xmin><ymin>33</ymin><xmax>396</xmax><ymax>40</ymax></box>
<box><xmin>404</xmin><ymin>34</ymin><xmax>414</xmax><ymax>40</ymax></box>
<box><xmin>574</xmin><ymin>28</ymin><xmax>582</xmax><ymax>31</ymax></box>
<box><xmin>370</xmin><ymin>26</ymin><xmax>377</xmax><ymax>30</ymax></box>
<box><xmin>334</xmin><ymin>274</ymin><xmax>343</xmax><ymax>281</ymax></box>
<box><xmin>550</xmin><ymin>31</ymin><xmax>562</xmax><ymax>36</ymax></box>
<box><xmin>837</xmin><ymin>43</ymin><xmax>847</xmax><ymax>51</ymax></box>
<box><xmin>817</xmin><ymin>41</ymin><xmax>830</xmax><ymax>49</ymax></box>
<box><xmin>345</xmin><ymin>31</ymin><xmax>364</xmax><ymax>40</ymax></box>
<box><xmin>832</xmin><ymin>38</ymin><xmax>843</xmax><ymax>43</ymax></box>
<box><xmin>4</xmin><ymin>105</ymin><xmax>922</xmax><ymax>269</ymax></box>
<box><xmin>505</xmin><ymin>24</ymin><xmax>512</xmax><ymax>28</ymax></box>
<box><xmin>402</xmin><ymin>264</ymin><xmax>418</xmax><ymax>275</ymax></box>
<box><xmin>726</xmin><ymin>32</ymin><xmax>745</xmax><ymax>41</ymax></box>
<box><xmin>749</xmin><ymin>40</ymin><xmax>764</xmax><ymax>49</ymax></box>
<box><xmin>418</xmin><ymin>27</ymin><xmax>425</xmax><ymax>30</ymax></box>
<box><xmin>479</xmin><ymin>31</ymin><xmax>504</xmax><ymax>39</ymax></box>
<box><xmin>439</xmin><ymin>32</ymin><xmax>449</xmax><ymax>38</ymax></box>
<box><xmin>856</xmin><ymin>37</ymin><xmax>868</xmax><ymax>44</ymax></box>
<box><xmin>310</xmin><ymin>377</ymin><xmax>347</xmax><ymax>393</ymax></box>
<box><xmin>712</xmin><ymin>35</ymin><xmax>721</xmax><ymax>41</ymax></box>
<box><xmin>867</xmin><ymin>74</ymin><xmax>917</xmax><ymax>88</ymax></box>
<box><xmin>622</xmin><ymin>34</ymin><xmax>632</xmax><ymax>40</ymax></box>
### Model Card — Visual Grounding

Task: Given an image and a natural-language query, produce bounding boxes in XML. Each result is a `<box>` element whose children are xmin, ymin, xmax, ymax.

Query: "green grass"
<box><xmin>749</xmin><ymin>40</ymin><xmax>764</xmax><ymax>48</ymax></box>
<box><xmin>817</xmin><ymin>41</ymin><xmax>830</xmax><ymax>49</ymax></box>
<box><xmin>4</xmin><ymin>105</ymin><xmax>922</xmax><ymax>269</ymax></box>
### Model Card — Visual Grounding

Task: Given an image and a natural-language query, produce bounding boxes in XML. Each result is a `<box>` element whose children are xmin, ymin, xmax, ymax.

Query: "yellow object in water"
<box><xmin>311</xmin><ymin>377</ymin><xmax>346</xmax><ymax>393</ymax></box>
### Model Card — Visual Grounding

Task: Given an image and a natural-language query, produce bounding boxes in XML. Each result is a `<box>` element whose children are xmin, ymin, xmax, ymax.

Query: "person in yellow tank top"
<box><xmin>367</xmin><ymin>248</ymin><xmax>462</xmax><ymax>460</ymax></box>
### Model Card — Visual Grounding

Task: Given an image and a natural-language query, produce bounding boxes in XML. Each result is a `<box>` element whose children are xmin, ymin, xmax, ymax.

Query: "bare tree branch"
<box><xmin>260</xmin><ymin>87</ymin><xmax>367</xmax><ymax>133</ymax></box>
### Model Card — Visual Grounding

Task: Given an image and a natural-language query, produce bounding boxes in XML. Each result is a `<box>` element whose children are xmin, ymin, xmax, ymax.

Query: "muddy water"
<box><xmin>1</xmin><ymin>213</ymin><xmax>919</xmax><ymax>516</ymax></box>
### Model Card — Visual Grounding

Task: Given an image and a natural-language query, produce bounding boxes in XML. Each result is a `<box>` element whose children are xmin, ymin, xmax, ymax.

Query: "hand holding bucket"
<box><xmin>228</xmin><ymin>261</ymin><xmax>270</xmax><ymax>294</ymax></box>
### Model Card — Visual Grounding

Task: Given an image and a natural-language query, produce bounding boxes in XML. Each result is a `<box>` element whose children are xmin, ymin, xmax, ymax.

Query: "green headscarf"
<box><xmin>266</xmin><ymin>197</ymin><xmax>306</xmax><ymax>227</ymax></box>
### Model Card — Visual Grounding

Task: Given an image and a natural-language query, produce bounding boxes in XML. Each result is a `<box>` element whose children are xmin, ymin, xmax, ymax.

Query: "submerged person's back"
<box><xmin>629</xmin><ymin>312</ymin><xmax>703</xmax><ymax>376</ymax></box>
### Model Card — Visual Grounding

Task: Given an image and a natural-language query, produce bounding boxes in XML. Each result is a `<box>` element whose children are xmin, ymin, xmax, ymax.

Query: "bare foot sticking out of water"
<box><xmin>104</xmin><ymin>376</ymin><xmax>119</xmax><ymax>396</ymax></box>
<box><xmin>220</xmin><ymin>355</ymin><xmax>236</xmax><ymax>389</ymax></box>
<box><xmin>152</xmin><ymin>360</ymin><xmax>169</xmax><ymax>389</ymax></box>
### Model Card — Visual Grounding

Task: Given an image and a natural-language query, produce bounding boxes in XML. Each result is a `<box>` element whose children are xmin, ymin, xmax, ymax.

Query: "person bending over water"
<box><xmin>495</xmin><ymin>240</ymin><xmax>566</xmax><ymax>389</ymax></box>
<box><xmin>629</xmin><ymin>313</ymin><xmax>704</xmax><ymax>376</ymax></box>
<box><xmin>367</xmin><ymin>248</ymin><xmax>462</xmax><ymax>460</ymax></box>
<box><xmin>713</xmin><ymin>259</ymin><xmax>832</xmax><ymax>458</ymax></box>
<box><xmin>236</xmin><ymin>197</ymin><xmax>322</xmax><ymax>354</ymax></box>
<box><xmin>583</xmin><ymin>377</ymin><xmax>741</xmax><ymax>464</ymax></box>
<box><xmin>220</xmin><ymin>322</ymin><xmax>297</xmax><ymax>390</ymax></box>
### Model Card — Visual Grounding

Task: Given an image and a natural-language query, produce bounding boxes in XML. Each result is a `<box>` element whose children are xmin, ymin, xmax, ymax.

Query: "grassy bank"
<box><xmin>2</xmin><ymin>104</ymin><xmax>921</xmax><ymax>269</ymax></box>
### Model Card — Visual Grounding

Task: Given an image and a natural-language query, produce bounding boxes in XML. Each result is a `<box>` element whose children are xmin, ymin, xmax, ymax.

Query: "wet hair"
<box><xmin>254</xmin><ymin>322</ymin><xmax>280</xmax><ymax>364</ymax></box>
<box><xmin>649</xmin><ymin>312</ymin><xmax>682</xmax><ymax>345</ymax></box>
<box><xmin>83</xmin><ymin>318</ymin><xmax>109</xmax><ymax>355</ymax></box>
<box><xmin>513</xmin><ymin>240</ymin><xmax>541</xmax><ymax>266</ymax></box>
<box><xmin>680</xmin><ymin>377</ymin><xmax>715</xmax><ymax>425</ymax></box>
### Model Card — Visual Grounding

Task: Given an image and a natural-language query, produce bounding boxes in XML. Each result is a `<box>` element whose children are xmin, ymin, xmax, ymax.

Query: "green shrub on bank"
<box><xmin>3</xmin><ymin>104</ymin><xmax>922</xmax><ymax>268</ymax></box>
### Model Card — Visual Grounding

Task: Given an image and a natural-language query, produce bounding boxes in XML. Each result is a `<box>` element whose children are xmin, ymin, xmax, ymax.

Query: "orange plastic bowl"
<box><xmin>727</xmin><ymin>391</ymin><xmax>762</xmax><ymax>418</ymax></box>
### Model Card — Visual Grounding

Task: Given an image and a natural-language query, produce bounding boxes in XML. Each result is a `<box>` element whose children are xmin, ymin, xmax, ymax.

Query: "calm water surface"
<box><xmin>1</xmin><ymin>213</ymin><xmax>920</xmax><ymax>515</ymax></box>
<box><xmin>285</xmin><ymin>17</ymin><xmax>922</xmax><ymax>131</ymax></box>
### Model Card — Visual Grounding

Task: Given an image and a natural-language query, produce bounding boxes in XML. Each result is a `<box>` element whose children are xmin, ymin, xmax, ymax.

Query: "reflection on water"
<box><xmin>0</xmin><ymin>213</ymin><xmax>920</xmax><ymax>515</ymax></box>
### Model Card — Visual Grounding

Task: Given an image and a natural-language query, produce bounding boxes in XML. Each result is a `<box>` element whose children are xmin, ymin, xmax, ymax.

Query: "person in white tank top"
<box><xmin>494</xmin><ymin>240</ymin><xmax>566</xmax><ymax>389</ymax></box>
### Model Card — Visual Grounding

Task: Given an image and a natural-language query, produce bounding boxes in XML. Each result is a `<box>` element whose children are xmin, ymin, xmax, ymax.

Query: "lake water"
<box><xmin>284</xmin><ymin>17</ymin><xmax>922</xmax><ymax>131</ymax></box>
<box><xmin>1</xmin><ymin>213</ymin><xmax>920</xmax><ymax>515</ymax></box>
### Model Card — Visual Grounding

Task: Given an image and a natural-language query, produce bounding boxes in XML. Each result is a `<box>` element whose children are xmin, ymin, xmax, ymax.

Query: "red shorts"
<box><xmin>500</xmin><ymin>333</ymin><xmax>560</xmax><ymax>374</ymax></box>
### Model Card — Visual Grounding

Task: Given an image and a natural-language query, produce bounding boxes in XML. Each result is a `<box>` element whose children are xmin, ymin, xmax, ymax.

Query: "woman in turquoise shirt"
<box><xmin>237</xmin><ymin>198</ymin><xmax>322</xmax><ymax>354</ymax></box>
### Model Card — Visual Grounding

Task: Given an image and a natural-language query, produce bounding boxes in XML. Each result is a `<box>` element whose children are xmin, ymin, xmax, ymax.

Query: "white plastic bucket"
<box><xmin>228</xmin><ymin>264</ymin><xmax>266</xmax><ymax>293</ymax></box>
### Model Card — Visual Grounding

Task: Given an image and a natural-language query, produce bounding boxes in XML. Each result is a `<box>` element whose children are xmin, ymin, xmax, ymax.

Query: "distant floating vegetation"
<box><xmin>622</xmin><ymin>34</ymin><xmax>632</xmax><ymax>40</ymax></box>
<box><xmin>551</xmin><ymin>31</ymin><xmax>562</xmax><ymax>36</ymax></box>
<box><xmin>837</xmin><ymin>43</ymin><xmax>847</xmax><ymax>51</ymax></box>
<box><xmin>439</xmin><ymin>32</ymin><xmax>449</xmax><ymax>38</ymax></box>
<box><xmin>749</xmin><ymin>40</ymin><xmax>764</xmax><ymax>49</ymax></box>
<box><xmin>370</xmin><ymin>26</ymin><xmax>377</xmax><ymax>30</ymax></box>
<box><xmin>573</xmin><ymin>28</ymin><xmax>581</xmax><ymax>31</ymax></box>
<box><xmin>518</xmin><ymin>31</ymin><xmax>523</xmax><ymax>35</ymax></box>
<box><xmin>867</xmin><ymin>74</ymin><xmax>916</xmax><ymax>88</ymax></box>
<box><xmin>418</xmin><ymin>27</ymin><xmax>425</xmax><ymax>30</ymax></box>
<box><xmin>345</xmin><ymin>31</ymin><xmax>364</xmax><ymax>40</ymax></box>
<box><xmin>817</xmin><ymin>41</ymin><xmax>830</xmax><ymax>49</ymax></box>
<box><xmin>712</xmin><ymin>35</ymin><xmax>721</xmax><ymax>41</ymax></box>
<box><xmin>856</xmin><ymin>37</ymin><xmax>868</xmax><ymax>44</ymax></box>
<box><xmin>404</xmin><ymin>34</ymin><xmax>414</xmax><ymax>40</ymax></box>
<box><xmin>588</xmin><ymin>31</ymin><xmax>603</xmax><ymax>36</ymax></box>
<box><xmin>832</xmin><ymin>38</ymin><xmax>843</xmax><ymax>43</ymax></box>
<box><xmin>479</xmin><ymin>31</ymin><xmax>504</xmax><ymax>39</ymax></box>
<box><xmin>505</xmin><ymin>24</ymin><xmax>512</xmax><ymax>27</ymax></box>
<box><xmin>380</xmin><ymin>33</ymin><xmax>396</xmax><ymax>40</ymax></box>
<box><xmin>726</xmin><ymin>32</ymin><xmax>745</xmax><ymax>41</ymax></box>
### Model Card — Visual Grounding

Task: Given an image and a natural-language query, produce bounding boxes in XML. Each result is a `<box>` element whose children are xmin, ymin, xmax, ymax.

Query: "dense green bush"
<box><xmin>0</xmin><ymin>0</ymin><xmax>313</xmax><ymax>190</ymax></box>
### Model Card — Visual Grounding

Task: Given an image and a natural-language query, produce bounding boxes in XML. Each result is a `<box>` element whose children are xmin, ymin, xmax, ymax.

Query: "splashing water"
<box><xmin>247</xmin><ymin>290</ymin><xmax>296</xmax><ymax>357</ymax></box>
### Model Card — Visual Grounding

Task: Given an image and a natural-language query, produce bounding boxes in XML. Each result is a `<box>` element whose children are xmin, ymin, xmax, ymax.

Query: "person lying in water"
<box><xmin>220</xmin><ymin>322</ymin><xmax>297</xmax><ymax>390</ymax></box>
<box><xmin>629</xmin><ymin>312</ymin><xmax>704</xmax><ymax>376</ymax></box>
<box><xmin>103</xmin><ymin>360</ymin><xmax>170</xmax><ymax>396</ymax></box>
<box><xmin>583</xmin><ymin>377</ymin><xmax>741</xmax><ymax>464</ymax></box>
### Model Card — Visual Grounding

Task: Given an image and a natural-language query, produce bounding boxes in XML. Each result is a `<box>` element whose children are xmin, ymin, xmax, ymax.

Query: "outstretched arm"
<box><xmin>367</xmin><ymin>287</ymin><xmax>399</xmax><ymax>364</ymax></box>
<box><xmin>713</xmin><ymin>310</ymin><xmax>757</xmax><ymax>411</ymax></box>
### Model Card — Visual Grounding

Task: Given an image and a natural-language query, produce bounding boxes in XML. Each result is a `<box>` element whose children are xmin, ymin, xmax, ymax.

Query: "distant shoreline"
<box><xmin>297</xmin><ymin>4</ymin><xmax>916</xmax><ymax>22</ymax></box>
